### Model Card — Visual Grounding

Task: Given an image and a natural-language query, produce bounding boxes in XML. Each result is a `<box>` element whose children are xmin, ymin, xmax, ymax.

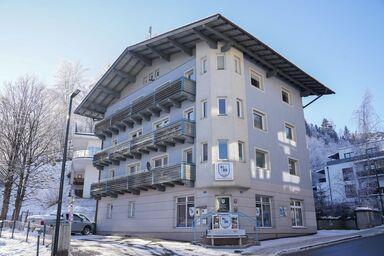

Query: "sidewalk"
<box><xmin>241</xmin><ymin>225</ymin><xmax>384</xmax><ymax>255</ymax></box>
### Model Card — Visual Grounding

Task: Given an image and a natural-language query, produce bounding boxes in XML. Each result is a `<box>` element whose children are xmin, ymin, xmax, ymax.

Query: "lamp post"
<box><xmin>52</xmin><ymin>89</ymin><xmax>80</xmax><ymax>256</ymax></box>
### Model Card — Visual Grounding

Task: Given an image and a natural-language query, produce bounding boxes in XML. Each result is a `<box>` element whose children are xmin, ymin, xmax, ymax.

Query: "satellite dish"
<box><xmin>146</xmin><ymin>162</ymin><xmax>151</xmax><ymax>171</ymax></box>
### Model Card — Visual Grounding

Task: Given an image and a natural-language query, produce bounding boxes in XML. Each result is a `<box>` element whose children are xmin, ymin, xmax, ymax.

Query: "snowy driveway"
<box><xmin>71</xmin><ymin>235</ymin><xmax>236</xmax><ymax>256</ymax></box>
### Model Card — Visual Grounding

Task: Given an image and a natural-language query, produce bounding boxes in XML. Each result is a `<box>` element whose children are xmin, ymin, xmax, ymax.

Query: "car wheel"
<box><xmin>82</xmin><ymin>226</ymin><xmax>92</xmax><ymax>235</ymax></box>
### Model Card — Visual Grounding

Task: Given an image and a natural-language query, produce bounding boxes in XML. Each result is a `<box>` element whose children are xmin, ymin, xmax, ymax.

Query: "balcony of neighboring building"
<box><xmin>90</xmin><ymin>162</ymin><xmax>195</xmax><ymax>198</ymax></box>
<box><xmin>72</xmin><ymin>148</ymin><xmax>99</xmax><ymax>171</ymax></box>
<box><xmin>93</xmin><ymin>119</ymin><xmax>195</xmax><ymax>168</ymax></box>
<box><xmin>94</xmin><ymin>77</ymin><xmax>196</xmax><ymax>139</ymax></box>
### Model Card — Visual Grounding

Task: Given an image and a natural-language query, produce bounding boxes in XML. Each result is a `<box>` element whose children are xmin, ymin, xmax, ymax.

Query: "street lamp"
<box><xmin>52</xmin><ymin>89</ymin><xmax>80</xmax><ymax>256</ymax></box>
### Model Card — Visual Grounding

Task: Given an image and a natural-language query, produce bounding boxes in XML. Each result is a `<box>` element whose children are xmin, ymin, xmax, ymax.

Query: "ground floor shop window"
<box><xmin>176</xmin><ymin>196</ymin><xmax>194</xmax><ymax>227</ymax></box>
<box><xmin>255</xmin><ymin>195</ymin><xmax>272</xmax><ymax>227</ymax></box>
<box><xmin>290</xmin><ymin>199</ymin><xmax>303</xmax><ymax>227</ymax></box>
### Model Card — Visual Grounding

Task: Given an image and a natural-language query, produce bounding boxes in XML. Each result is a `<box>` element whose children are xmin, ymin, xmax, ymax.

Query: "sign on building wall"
<box><xmin>215</xmin><ymin>162</ymin><xmax>234</xmax><ymax>180</ymax></box>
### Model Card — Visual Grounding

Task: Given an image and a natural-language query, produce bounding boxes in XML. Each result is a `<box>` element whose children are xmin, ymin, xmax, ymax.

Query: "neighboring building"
<box><xmin>70</xmin><ymin>132</ymin><xmax>101</xmax><ymax>198</ymax></box>
<box><xmin>313</xmin><ymin>140</ymin><xmax>384</xmax><ymax>210</ymax></box>
<box><xmin>75</xmin><ymin>14</ymin><xmax>334</xmax><ymax>241</ymax></box>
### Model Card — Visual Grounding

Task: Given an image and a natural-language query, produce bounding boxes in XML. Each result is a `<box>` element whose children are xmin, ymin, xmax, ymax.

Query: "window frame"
<box><xmin>201</xmin><ymin>57</ymin><xmax>208</xmax><ymax>74</ymax></box>
<box><xmin>218</xmin><ymin>139</ymin><xmax>229</xmax><ymax>160</ymax></box>
<box><xmin>184</xmin><ymin>107</ymin><xmax>195</xmax><ymax>122</ymax></box>
<box><xmin>250</xmin><ymin>69</ymin><xmax>263</xmax><ymax>91</ymax></box>
<box><xmin>282</xmin><ymin>87</ymin><xmax>292</xmax><ymax>105</ymax></box>
<box><xmin>255</xmin><ymin>148</ymin><xmax>270</xmax><ymax>170</ymax></box>
<box><xmin>176</xmin><ymin>196</ymin><xmax>195</xmax><ymax>228</ymax></box>
<box><xmin>284</xmin><ymin>122</ymin><xmax>296</xmax><ymax>142</ymax></box>
<box><xmin>238</xmin><ymin>141</ymin><xmax>245</xmax><ymax>162</ymax></box>
<box><xmin>236</xmin><ymin>98</ymin><xmax>243</xmax><ymax>118</ymax></box>
<box><xmin>107</xmin><ymin>203</ymin><xmax>113</xmax><ymax>219</ymax></box>
<box><xmin>129</xmin><ymin>128</ymin><xmax>143</xmax><ymax>140</ymax></box>
<box><xmin>234</xmin><ymin>56</ymin><xmax>241</xmax><ymax>74</ymax></box>
<box><xmin>217</xmin><ymin>97</ymin><xmax>227</xmax><ymax>116</ymax></box>
<box><xmin>201</xmin><ymin>142</ymin><xmax>208</xmax><ymax>162</ymax></box>
<box><xmin>183</xmin><ymin>147</ymin><xmax>193</xmax><ymax>164</ymax></box>
<box><xmin>128</xmin><ymin>201</ymin><xmax>135</xmax><ymax>218</ymax></box>
<box><xmin>216</xmin><ymin>54</ymin><xmax>225</xmax><ymax>70</ymax></box>
<box><xmin>153</xmin><ymin>117</ymin><xmax>170</xmax><ymax>130</ymax></box>
<box><xmin>255</xmin><ymin>195</ymin><xmax>273</xmax><ymax>227</ymax></box>
<box><xmin>127</xmin><ymin>162</ymin><xmax>141</xmax><ymax>175</ymax></box>
<box><xmin>290</xmin><ymin>199</ymin><xmax>304</xmax><ymax>227</ymax></box>
<box><xmin>288</xmin><ymin>158</ymin><xmax>299</xmax><ymax>176</ymax></box>
<box><xmin>152</xmin><ymin>154</ymin><xmax>169</xmax><ymax>168</ymax></box>
<box><xmin>253</xmin><ymin>109</ymin><xmax>267</xmax><ymax>131</ymax></box>
<box><xmin>184</xmin><ymin>69</ymin><xmax>194</xmax><ymax>80</ymax></box>
<box><xmin>201</xmin><ymin>99</ymin><xmax>208</xmax><ymax>119</ymax></box>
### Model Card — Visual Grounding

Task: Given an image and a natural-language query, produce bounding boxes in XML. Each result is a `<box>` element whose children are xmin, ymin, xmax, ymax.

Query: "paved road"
<box><xmin>283</xmin><ymin>233</ymin><xmax>384</xmax><ymax>256</ymax></box>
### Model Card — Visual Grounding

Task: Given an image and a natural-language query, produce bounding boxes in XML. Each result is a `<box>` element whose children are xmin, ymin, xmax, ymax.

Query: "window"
<box><xmin>366</xmin><ymin>147</ymin><xmax>378</xmax><ymax>154</ymax></box>
<box><xmin>290</xmin><ymin>200</ymin><xmax>303</xmax><ymax>227</ymax></box>
<box><xmin>217</xmin><ymin>54</ymin><xmax>225</xmax><ymax>70</ymax></box>
<box><xmin>130</xmin><ymin>129</ymin><xmax>142</xmax><ymax>139</ymax></box>
<box><xmin>250</xmin><ymin>70</ymin><xmax>263</xmax><ymax>90</ymax></box>
<box><xmin>253</xmin><ymin>110</ymin><xmax>266</xmax><ymax>131</ymax></box>
<box><xmin>345</xmin><ymin>185</ymin><xmax>357</xmax><ymax>198</ymax></box>
<box><xmin>201</xmin><ymin>100</ymin><xmax>207</xmax><ymax>118</ymax></box>
<box><xmin>236</xmin><ymin>99</ymin><xmax>243</xmax><ymax>118</ymax></box>
<box><xmin>218</xmin><ymin>140</ymin><xmax>228</xmax><ymax>160</ymax></box>
<box><xmin>282</xmin><ymin>88</ymin><xmax>291</xmax><ymax>104</ymax></box>
<box><xmin>184</xmin><ymin>108</ymin><xmax>195</xmax><ymax>121</ymax></box>
<box><xmin>256</xmin><ymin>149</ymin><xmax>269</xmax><ymax>169</ymax></box>
<box><xmin>183</xmin><ymin>148</ymin><xmax>193</xmax><ymax>164</ymax></box>
<box><xmin>127</xmin><ymin>163</ymin><xmax>140</xmax><ymax>175</ymax></box>
<box><xmin>344</xmin><ymin>152</ymin><xmax>353</xmax><ymax>158</ymax></box>
<box><xmin>112</xmin><ymin>139</ymin><xmax>118</xmax><ymax>146</ymax></box>
<box><xmin>285</xmin><ymin>123</ymin><xmax>295</xmax><ymax>141</ymax></box>
<box><xmin>342</xmin><ymin>167</ymin><xmax>354</xmax><ymax>181</ymax></box>
<box><xmin>109</xmin><ymin>169</ymin><xmax>115</xmax><ymax>179</ymax></box>
<box><xmin>128</xmin><ymin>201</ymin><xmax>135</xmax><ymax>218</ymax></box>
<box><xmin>143</xmin><ymin>76</ymin><xmax>148</xmax><ymax>84</ymax></box>
<box><xmin>154</xmin><ymin>68</ymin><xmax>160</xmax><ymax>78</ymax></box>
<box><xmin>176</xmin><ymin>196</ymin><xmax>194</xmax><ymax>227</ymax></box>
<box><xmin>153</xmin><ymin>155</ymin><xmax>168</xmax><ymax>168</ymax></box>
<box><xmin>288</xmin><ymin>158</ymin><xmax>298</xmax><ymax>176</ymax></box>
<box><xmin>218</xmin><ymin>98</ymin><xmax>227</xmax><ymax>115</ymax></box>
<box><xmin>238</xmin><ymin>141</ymin><xmax>245</xmax><ymax>161</ymax></box>
<box><xmin>234</xmin><ymin>56</ymin><xmax>241</xmax><ymax>74</ymax></box>
<box><xmin>202</xmin><ymin>143</ymin><xmax>208</xmax><ymax>162</ymax></box>
<box><xmin>153</xmin><ymin>118</ymin><xmax>169</xmax><ymax>130</ymax></box>
<box><xmin>184</xmin><ymin>69</ymin><xmax>194</xmax><ymax>80</ymax></box>
<box><xmin>255</xmin><ymin>195</ymin><xmax>272</xmax><ymax>227</ymax></box>
<box><xmin>149</xmin><ymin>72</ymin><xmax>154</xmax><ymax>82</ymax></box>
<box><xmin>107</xmin><ymin>204</ymin><xmax>113</xmax><ymax>219</ymax></box>
<box><xmin>201</xmin><ymin>57</ymin><xmax>207</xmax><ymax>74</ymax></box>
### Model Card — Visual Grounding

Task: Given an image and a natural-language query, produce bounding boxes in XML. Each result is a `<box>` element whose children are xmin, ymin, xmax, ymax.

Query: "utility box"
<box><xmin>52</xmin><ymin>223</ymin><xmax>71</xmax><ymax>256</ymax></box>
<box><xmin>355</xmin><ymin>208</ymin><xmax>383</xmax><ymax>229</ymax></box>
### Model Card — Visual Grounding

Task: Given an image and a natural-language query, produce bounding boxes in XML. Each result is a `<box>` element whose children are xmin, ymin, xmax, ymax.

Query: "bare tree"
<box><xmin>11</xmin><ymin>81</ymin><xmax>56</xmax><ymax>220</ymax></box>
<box><xmin>0</xmin><ymin>76</ymin><xmax>36</xmax><ymax>219</ymax></box>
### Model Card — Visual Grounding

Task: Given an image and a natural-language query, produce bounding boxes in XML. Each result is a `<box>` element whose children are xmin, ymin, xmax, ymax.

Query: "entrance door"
<box><xmin>216</xmin><ymin>196</ymin><xmax>231</xmax><ymax>212</ymax></box>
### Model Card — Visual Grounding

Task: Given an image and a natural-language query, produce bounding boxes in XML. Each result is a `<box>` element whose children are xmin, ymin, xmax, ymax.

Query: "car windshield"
<box><xmin>79</xmin><ymin>214</ymin><xmax>91</xmax><ymax>222</ymax></box>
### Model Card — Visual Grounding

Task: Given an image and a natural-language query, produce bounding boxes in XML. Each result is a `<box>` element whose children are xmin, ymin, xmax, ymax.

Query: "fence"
<box><xmin>0</xmin><ymin>220</ymin><xmax>53</xmax><ymax>255</ymax></box>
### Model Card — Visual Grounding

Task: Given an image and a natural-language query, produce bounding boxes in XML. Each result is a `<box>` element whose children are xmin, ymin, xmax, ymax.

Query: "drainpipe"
<box><xmin>327</xmin><ymin>167</ymin><xmax>333</xmax><ymax>203</ymax></box>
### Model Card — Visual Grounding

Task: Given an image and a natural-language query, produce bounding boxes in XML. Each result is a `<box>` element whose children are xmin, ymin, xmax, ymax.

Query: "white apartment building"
<box><xmin>75</xmin><ymin>14</ymin><xmax>334</xmax><ymax>241</ymax></box>
<box><xmin>314</xmin><ymin>139</ymin><xmax>384</xmax><ymax>210</ymax></box>
<box><xmin>71</xmin><ymin>132</ymin><xmax>101</xmax><ymax>198</ymax></box>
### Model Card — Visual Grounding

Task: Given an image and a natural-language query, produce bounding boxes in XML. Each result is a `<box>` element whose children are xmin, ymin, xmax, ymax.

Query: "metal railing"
<box><xmin>95</xmin><ymin>77</ymin><xmax>196</xmax><ymax>135</ymax></box>
<box><xmin>90</xmin><ymin>162</ymin><xmax>195</xmax><ymax>198</ymax></box>
<box><xmin>93</xmin><ymin>120</ymin><xmax>195</xmax><ymax>166</ymax></box>
<box><xmin>356</xmin><ymin>167</ymin><xmax>384</xmax><ymax>178</ymax></box>
<box><xmin>73</xmin><ymin>150</ymin><xmax>96</xmax><ymax>158</ymax></box>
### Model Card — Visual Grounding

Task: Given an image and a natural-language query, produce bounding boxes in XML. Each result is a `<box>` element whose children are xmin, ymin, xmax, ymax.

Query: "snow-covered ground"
<box><xmin>1</xmin><ymin>226</ymin><xmax>384</xmax><ymax>256</ymax></box>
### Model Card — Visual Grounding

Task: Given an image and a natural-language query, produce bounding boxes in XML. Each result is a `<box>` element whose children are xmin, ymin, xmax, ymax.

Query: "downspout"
<box><xmin>326</xmin><ymin>167</ymin><xmax>333</xmax><ymax>202</ymax></box>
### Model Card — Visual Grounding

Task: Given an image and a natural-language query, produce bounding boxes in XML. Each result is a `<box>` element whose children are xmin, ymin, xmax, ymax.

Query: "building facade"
<box><xmin>313</xmin><ymin>139</ymin><xmax>384</xmax><ymax>211</ymax></box>
<box><xmin>75</xmin><ymin>14</ymin><xmax>333</xmax><ymax>241</ymax></box>
<box><xmin>70</xmin><ymin>132</ymin><xmax>101</xmax><ymax>198</ymax></box>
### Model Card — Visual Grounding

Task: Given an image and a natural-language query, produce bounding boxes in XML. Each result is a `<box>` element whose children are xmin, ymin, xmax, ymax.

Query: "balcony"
<box><xmin>356</xmin><ymin>168</ymin><xmax>384</xmax><ymax>178</ymax></box>
<box><xmin>93</xmin><ymin>120</ymin><xmax>195</xmax><ymax>168</ymax></box>
<box><xmin>73</xmin><ymin>177</ymin><xmax>84</xmax><ymax>185</ymax></box>
<box><xmin>95</xmin><ymin>77</ymin><xmax>196</xmax><ymax>139</ymax></box>
<box><xmin>73</xmin><ymin>150</ymin><xmax>96</xmax><ymax>158</ymax></box>
<box><xmin>90</xmin><ymin>162</ymin><xmax>195</xmax><ymax>198</ymax></box>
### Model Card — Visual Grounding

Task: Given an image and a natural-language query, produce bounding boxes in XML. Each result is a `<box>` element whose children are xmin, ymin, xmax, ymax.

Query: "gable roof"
<box><xmin>75</xmin><ymin>14</ymin><xmax>334</xmax><ymax>120</ymax></box>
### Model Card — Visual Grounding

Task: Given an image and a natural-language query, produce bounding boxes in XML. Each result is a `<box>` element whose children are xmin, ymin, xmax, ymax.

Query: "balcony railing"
<box><xmin>93</xmin><ymin>120</ymin><xmax>195</xmax><ymax>167</ymax></box>
<box><xmin>73</xmin><ymin>177</ymin><xmax>84</xmax><ymax>185</ymax></box>
<box><xmin>95</xmin><ymin>77</ymin><xmax>196</xmax><ymax>138</ymax></box>
<box><xmin>73</xmin><ymin>150</ymin><xmax>96</xmax><ymax>158</ymax></box>
<box><xmin>90</xmin><ymin>162</ymin><xmax>195</xmax><ymax>198</ymax></box>
<box><xmin>356</xmin><ymin>167</ymin><xmax>384</xmax><ymax>178</ymax></box>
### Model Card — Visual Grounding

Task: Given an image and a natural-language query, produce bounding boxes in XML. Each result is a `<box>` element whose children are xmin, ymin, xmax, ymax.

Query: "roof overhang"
<box><xmin>75</xmin><ymin>14</ymin><xmax>334</xmax><ymax>120</ymax></box>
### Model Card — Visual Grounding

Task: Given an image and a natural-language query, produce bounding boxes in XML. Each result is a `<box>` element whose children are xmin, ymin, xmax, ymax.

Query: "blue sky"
<box><xmin>0</xmin><ymin>0</ymin><xmax>383</xmax><ymax>132</ymax></box>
